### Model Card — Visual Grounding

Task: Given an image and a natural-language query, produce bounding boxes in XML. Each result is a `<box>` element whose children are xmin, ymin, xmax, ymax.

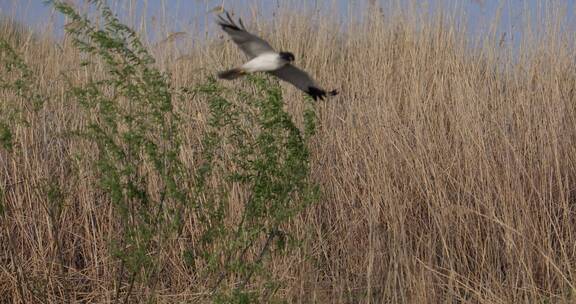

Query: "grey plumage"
<box><xmin>217</xmin><ymin>12</ymin><xmax>274</xmax><ymax>59</ymax></box>
<box><xmin>216</xmin><ymin>11</ymin><xmax>338</xmax><ymax>101</ymax></box>
<box><xmin>270</xmin><ymin>65</ymin><xmax>338</xmax><ymax>101</ymax></box>
<box><xmin>218</xmin><ymin>68</ymin><xmax>245</xmax><ymax>80</ymax></box>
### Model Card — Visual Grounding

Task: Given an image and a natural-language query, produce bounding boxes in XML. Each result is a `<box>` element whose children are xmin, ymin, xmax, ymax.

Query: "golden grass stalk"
<box><xmin>1</xmin><ymin>0</ymin><xmax>576</xmax><ymax>302</ymax></box>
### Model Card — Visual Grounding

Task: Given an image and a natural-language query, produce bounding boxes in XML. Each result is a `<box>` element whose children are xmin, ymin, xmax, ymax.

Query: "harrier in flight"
<box><xmin>216</xmin><ymin>12</ymin><xmax>337</xmax><ymax>101</ymax></box>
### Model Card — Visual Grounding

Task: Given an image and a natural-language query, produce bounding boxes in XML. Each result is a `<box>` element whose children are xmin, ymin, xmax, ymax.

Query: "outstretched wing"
<box><xmin>217</xmin><ymin>11</ymin><xmax>275</xmax><ymax>59</ymax></box>
<box><xmin>270</xmin><ymin>64</ymin><xmax>337</xmax><ymax>101</ymax></box>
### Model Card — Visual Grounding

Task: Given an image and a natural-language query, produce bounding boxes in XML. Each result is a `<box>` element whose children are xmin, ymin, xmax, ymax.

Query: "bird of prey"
<box><xmin>216</xmin><ymin>12</ymin><xmax>337</xmax><ymax>101</ymax></box>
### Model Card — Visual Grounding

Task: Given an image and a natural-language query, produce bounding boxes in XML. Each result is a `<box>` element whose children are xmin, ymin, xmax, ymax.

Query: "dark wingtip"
<box><xmin>306</xmin><ymin>87</ymin><xmax>325</xmax><ymax>101</ymax></box>
<box><xmin>218</xmin><ymin>22</ymin><xmax>240</xmax><ymax>31</ymax></box>
<box><xmin>216</xmin><ymin>11</ymin><xmax>241</xmax><ymax>31</ymax></box>
<box><xmin>238</xmin><ymin>17</ymin><xmax>247</xmax><ymax>30</ymax></box>
<box><xmin>307</xmin><ymin>87</ymin><xmax>338</xmax><ymax>101</ymax></box>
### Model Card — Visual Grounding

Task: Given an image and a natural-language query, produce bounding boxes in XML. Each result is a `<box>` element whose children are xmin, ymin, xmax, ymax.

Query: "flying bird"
<box><xmin>216</xmin><ymin>12</ymin><xmax>337</xmax><ymax>101</ymax></box>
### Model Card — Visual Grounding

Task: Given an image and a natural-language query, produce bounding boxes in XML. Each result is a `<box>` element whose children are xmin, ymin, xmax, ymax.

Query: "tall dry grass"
<box><xmin>2</xmin><ymin>0</ymin><xmax>576</xmax><ymax>303</ymax></box>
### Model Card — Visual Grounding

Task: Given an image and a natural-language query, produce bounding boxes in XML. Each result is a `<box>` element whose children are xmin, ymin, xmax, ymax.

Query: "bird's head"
<box><xmin>279</xmin><ymin>51</ymin><xmax>295</xmax><ymax>62</ymax></box>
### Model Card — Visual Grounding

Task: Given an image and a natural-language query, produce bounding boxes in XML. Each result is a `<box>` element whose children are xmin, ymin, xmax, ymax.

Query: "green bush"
<box><xmin>0</xmin><ymin>1</ymin><xmax>320</xmax><ymax>302</ymax></box>
<box><xmin>194</xmin><ymin>76</ymin><xmax>319</xmax><ymax>301</ymax></box>
<box><xmin>0</xmin><ymin>38</ymin><xmax>44</xmax><ymax>152</ymax></box>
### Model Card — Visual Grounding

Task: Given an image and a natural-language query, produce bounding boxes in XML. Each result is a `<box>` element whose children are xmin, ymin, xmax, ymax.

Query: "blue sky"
<box><xmin>1</xmin><ymin>0</ymin><xmax>575</xmax><ymax>44</ymax></box>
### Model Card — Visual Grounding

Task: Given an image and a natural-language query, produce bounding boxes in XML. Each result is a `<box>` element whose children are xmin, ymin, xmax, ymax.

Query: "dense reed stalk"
<box><xmin>1</xmin><ymin>0</ymin><xmax>576</xmax><ymax>303</ymax></box>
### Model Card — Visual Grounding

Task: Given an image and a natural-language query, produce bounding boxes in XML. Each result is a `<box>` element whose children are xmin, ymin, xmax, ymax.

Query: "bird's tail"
<box><xmin>217</xmin><ymin>68</ymin><xmax>246</xmax><ymax>80</ymax></box>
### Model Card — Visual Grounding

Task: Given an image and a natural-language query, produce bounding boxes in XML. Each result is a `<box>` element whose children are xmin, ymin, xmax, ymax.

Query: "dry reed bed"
<box><xmin>2</xmin><ymin>2</ymin><xmax>576</xmax><ymax>303</ymax></box>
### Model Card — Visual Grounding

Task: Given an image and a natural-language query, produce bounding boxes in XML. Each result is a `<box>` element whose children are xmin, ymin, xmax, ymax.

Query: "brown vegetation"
<box><xmin>1</xmin><ymin>1</ymin><xmax>576</xmax><ymax>303</ymax></box>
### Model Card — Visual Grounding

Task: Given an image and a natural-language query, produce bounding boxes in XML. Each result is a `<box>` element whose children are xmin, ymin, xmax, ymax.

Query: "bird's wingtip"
<box><xmin>306</xmin><ymin>87</ymin><xmax>324</xmax><ymax>101</ymax></box>
<box><xmin>215</xmin><ymin>10</ymin><xmax>243</xmax><ymax>32</ymax></box>
<box><xmin>307</xmin><ymin>87</ymin><xmax>338</xmax><ymax>101</ymax></box>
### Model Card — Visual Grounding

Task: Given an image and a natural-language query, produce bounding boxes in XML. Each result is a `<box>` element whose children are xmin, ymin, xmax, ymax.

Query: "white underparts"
<box><xmin>241</xmin><ymin>52</ymin><xmax>287</xmax><ymax>73</ymax></box>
